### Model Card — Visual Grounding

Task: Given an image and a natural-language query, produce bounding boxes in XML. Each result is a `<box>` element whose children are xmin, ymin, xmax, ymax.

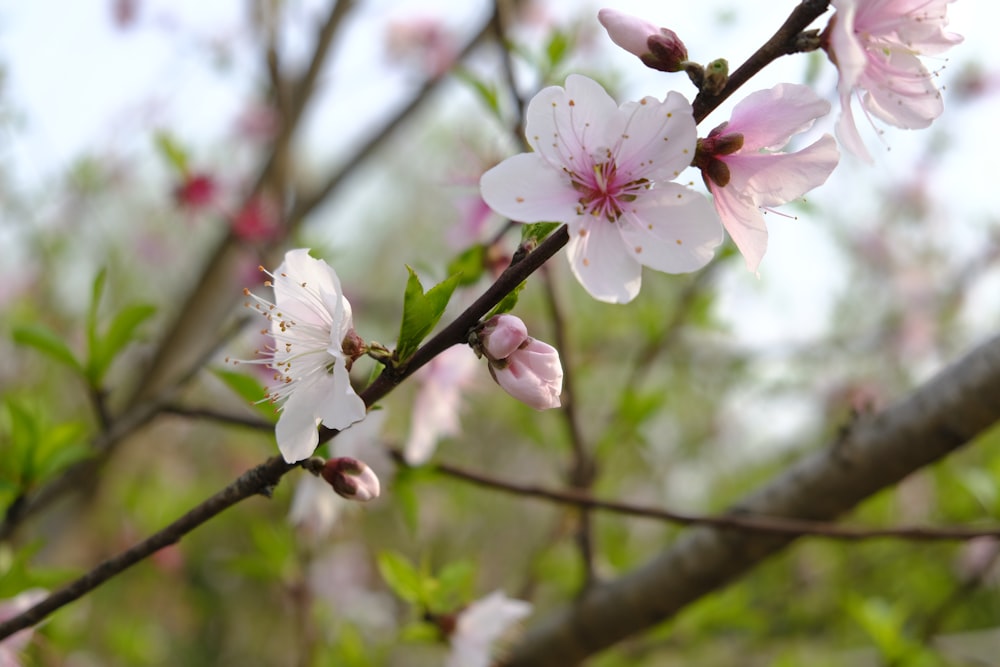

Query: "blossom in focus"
<box><xmin>240</xmin><ymin>249</ymin><xmax>367</xmax><ymax>463</ymax></box>
<box><xmin>0</xmin><ymin>588</ymin><xmax>47</xmax><ymax>666</ymax></box>
<box><xmin>476</xmin><ymin>315</ymin><xmax>562</xmax><ymax>410</ymax></box>
<box><xmin>321</xmin><ymin>457</ymin><xmax>381</xmax><ymax>502</ymax></box>
<box><xmin>480</xmin><ymin>74</ymin><xmax>722</xmax><ymax>304</ymax></box>
<box><xmin>695</xmin><ymin>84</ymin><xmax>839</xmax><ymax>272</ymax></box>
<box><xmin>824</xmin><ymin>0</ymin><xmax>962</xmax><ymax>161</ymax></box>
<box><xmin>597</xmin><ymin>8</ymin><xmax>689</xmax><ymax>73</ymax></box>
<box><xmin>446</xmin><ymin>591</ymin><xmax>532</xmax><ymax>667</ymax></box>
<box><xmin>404</xmin><ymin>345</ymin><xmax>479</xmax><ymax>465</ymax></box>
<box><xmin>480</xmin><ymin>314</ymin><xmax>528</xmax><ymax>360</ymax></box>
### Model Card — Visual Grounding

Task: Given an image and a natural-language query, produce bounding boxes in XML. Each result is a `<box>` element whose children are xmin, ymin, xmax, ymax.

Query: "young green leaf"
<box><xmin>486</xmin><ymin>280</ymin><xmax>526</xmax><ymax>319</ymax></box>
<box><xmin>446</xmin><ymin>245</ymin><xmax>487</xmax><ymax>287</ymax></box>
<box><xmin>11</xmin><ymin>325</ymin><xmax>83</xmax><ymax>375</ymax></box>
<box><xmin>396</xmin><ymin>268</ymin><xmax>462</xmax><ymax>363</ymax></box>
<box><xmin>88</xmin><ymin>303</ymin><xmax>157</xmax><ymax>384</ymax></box>
<box><xmin>377</xmin><ymin>550</ymin><xmax>425</xmax><ymax>605</ymax></box>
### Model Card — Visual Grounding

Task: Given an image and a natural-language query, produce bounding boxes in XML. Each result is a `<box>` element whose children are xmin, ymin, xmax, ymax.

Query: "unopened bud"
<box><xmin>489</xmin><ymin>338</ymin><xmax>563</xmax><ymax>410</ymax></box>
<box><xmin>321</xmin><ymin>457</ymin><xmax>380</xmax><ymax>502</ymax></box>
<box><xmin>598</xmin><ymin>9</ymin><xmax>689</xmax><ymax>73</ymax></box>
<box><xmin>479</xmin><ymin>314</ymin><xmax>528</xmax><ymax>360</ymax></box>
<box><xmin>702</xmin><ymin>58</ymin><xmax>729</xmax><ymax>95</ymax></box>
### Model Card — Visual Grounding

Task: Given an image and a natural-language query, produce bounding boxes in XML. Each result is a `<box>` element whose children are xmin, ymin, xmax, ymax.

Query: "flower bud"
<box><xmin>598</xmin><ymin>9</ymin><xmax>689</xmax><ymax>73</ymax></box>
<box><xmin>479</xmin><ymin>314</ymin><xmax>529</xmax><ymax>360</ymax></box>
<box><xmin>490</xmin><ymin>338</ymin><xmax>563</xmax><ymax>410</ymax></box>
<box><xmin>321</xmin><ymin>457</ymin><xmax>380</xmax><ymax>502</ymax></box>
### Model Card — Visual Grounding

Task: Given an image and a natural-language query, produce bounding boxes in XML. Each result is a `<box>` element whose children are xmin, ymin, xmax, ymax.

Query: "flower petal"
<box><xmin>615</xmin><ymin>90</ymin><xmax>697</xmax><ymax>182</ymax></box>
<box><xmin>617</xmin><ymin>184</ymin><xmax>722</xmax><ymax>274</ymax></box>
<box><xmin>710</xmin><ymin>182</ymin><xmax>769</xmax><ymax>273</ymax></box>
<box><xmin>524</xmin><ymin>74</ymin><xmax>623</xmax><ymax>168</ymax></box>
<box><xmin>479</xmin><ymin>153</ymin><xmax>579</xmax><ymax>223</ymax></box>
<box><xmin>317</xmin><ymin>359</ymin><xmax>367</xmax><ymax>431</ymax></box>
<box><xmin>275</xmin><ymin>380</ymin><xmax>324</xmax><ymax>463</ymax></box>
<box><xmin>566</xmin><ymin>219</ymin><xmax>642</xmax><ymax>304</ymax></box>
<box><xmin>272</xmin><ymin>249</ymin><xmax>342</xmax><ymax>327</ymax></box>
<box><xmin>728</xmin><ymin>84</ymin><xmax>831</xmax><ymax>151</ymax></box>
<box><xmin>726</xmin><ymin>135</ymin><xmax>840</xmax><ymax>207</ymax></box>
<box><xmin>861</xmin><ymin>50</ymin><xmax>943</xmax><ymax>129</ymax></box>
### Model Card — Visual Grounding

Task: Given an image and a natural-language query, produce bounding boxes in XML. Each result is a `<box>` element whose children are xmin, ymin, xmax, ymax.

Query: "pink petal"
<box><xmin>710</xmin><ymin>183</ymin><xmax>769</xmax><ymax>273</ymax></box>
<box><xmin>566</xmin><ymin>219</ymin><xmax>642</xmax><ymax>304</ymax></box>
<box><xmin>835</xmin><ymin>94</ymin><xmax>875</xmax><ymax>163</ymax></box>
<box><xmin>726</xmin><ymin>135</ymin><xmax>840</xmax><ymax>207</ymax></box>
<box><xmin>617</xmin><ymin>184</ymin><xmax>722</xmax><ymax>274</ymax></box>
<box><xmin>861</xmin><ymin>50</ymin><xmax>943</xmax><ymax>129</ymax></box>
<box><xmin>728</xmin><ymin>84</ymin><xmax>831</xmax><ymax>152</ymax></box>
<box><xmin>479</xmin><ymin>153</ymin><xmax>579</xmax><ymax>223</ymax></box>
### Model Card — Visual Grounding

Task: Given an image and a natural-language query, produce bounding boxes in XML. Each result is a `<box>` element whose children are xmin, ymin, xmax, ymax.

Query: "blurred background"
<box><xmin>1</xmin><ymin>1</ymin><xmax>999</xmax><ymax>665</ymax></box>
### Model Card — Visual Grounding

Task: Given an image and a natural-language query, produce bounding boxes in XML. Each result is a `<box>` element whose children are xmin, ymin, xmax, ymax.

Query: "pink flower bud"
<box><xmin>173</xmin><ymin>173</ymin><xmax>217</xmax><ymax>210</ymax></box>
<box><xmin>490</xmin><ymin>338</ymin><xmax>563</xmax><ymax>410</ymax></box>
<box><xmin>598</xmin><ymin>9</ymin><xmax>688</xmax><ymax>73</ymax></box>
<box><xmin>321</xmin><ymin>457</ymin><xmax>380</xmax><ymax>502</ymax></box>
<box><xmin>480</xmin><ymin>314</ymin><xmax>528</xmax><ymax>360</ymax></box>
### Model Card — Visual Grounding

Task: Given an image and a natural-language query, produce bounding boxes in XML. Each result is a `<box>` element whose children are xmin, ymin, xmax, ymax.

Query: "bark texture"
<box><xmin>504</xmin><ymin>333</ymin><xmax>1000</xmax><ymax>666</ymax></box>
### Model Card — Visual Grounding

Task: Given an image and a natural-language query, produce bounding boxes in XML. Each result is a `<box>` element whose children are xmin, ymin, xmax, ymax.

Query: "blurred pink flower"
<box><xmin>696</xmin><ymin>84</ymin><xmax>839</xmax><ymax>272</ymax></box>
<box><xmin>231</xmin><ymin>195</ymin><xmax>282</xmax><ymax>242</ymax></box>
<box><xmin>385</xmin><ymin>16</ymin><xmax>457</xmax><ymax>76</ymax></box>
<box><xmin>824</xmin><ymin>0</ymin><xmax>963</xmax><ymax>161</ymax></box>
<box><xmin>173</xmin><ymin>173</ymin><xmax>217</xmax><ymax>211</ymax></box>
<box><xmin>446</xmin><ymin>591</ymin><xmax>532</xmax><ymax>667</ymax></box>
<box><xmin>481</xmin><ymin>75</ymin><xmax>721</xmax><ymax>303</ymax></box>
<box><xmin>0</xmin><ymin>589</ymin><xmax>47</xmax><ymax>666</ymax></box>
<box><xmin>404</xmin><ymin>345</ymin><xmax>479</xmax><ymax>465</ymax></box>
<box><xmin>241</xmin><ymin>249</ymin><xmax>367</xmax><ymax>463</ymax></box>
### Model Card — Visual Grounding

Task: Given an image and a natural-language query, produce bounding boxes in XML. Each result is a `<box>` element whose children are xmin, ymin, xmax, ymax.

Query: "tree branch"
<box><xmin>502</xmin><ymin>332</ymin><xmax>1000</xmax><ymax>666</ymax></box>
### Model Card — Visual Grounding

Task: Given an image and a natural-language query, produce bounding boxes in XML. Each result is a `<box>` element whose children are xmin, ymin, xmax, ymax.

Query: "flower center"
<box><xmin>569</xmin><ymin>149</ymin><xmax>648</xmax><ymax>222</ymax></box>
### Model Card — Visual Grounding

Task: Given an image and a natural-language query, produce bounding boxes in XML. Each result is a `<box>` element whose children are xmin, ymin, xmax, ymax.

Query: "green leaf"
<box><xmin>545</xmin><ymin>29</ymin><xmax>571</xmax><ymax>69</ymax></box>
<box><xmin>396</xmin><ymin>268</ymin><xmax>462</xmax><ymax>363</ymax></box>
<box><xmin>86</xmin><ymin>268</ymin><xmax>107</xmax><ymax>368</ymax></box>
<box><xmin>446</xmin><ymin>245</ymin><xmax>487</xmax><ymax>287</ymax></box>
<box><xmin>211</xmin><ymin>368</ymin><xmax>278</xmax><ymax>423</ymax></box>
<box><xmin>89</xmin><ymin>304</ymin><xmax>156</xmax><ymax>383</ymax></box>
<box><xmin>399</xmin><ymin>621</ymin><xmax>440</xmax><ymax>643</ymax></box>
<box><xmin>453</xmin><ymin>67</ymin><xmax>500</xmax><ymax>119</ymax></box>
<box><xmin>486</xmin><ymin>280</ymin><xmax>526</xmax><ymax>319</ymax></box>
<box><xmin>377</xmin><ymin>550</ymin><xmax>424</xmax><ymax>605</ymax></box>
<box><xmin>11</xmin><ymin>325</ymin><xmax>83</xmax><ymax>374</ymax></box>
<box><xmin>429</xmin><ymin>560</ymin><xmax>475</xmax><ymax>613</ymax></box>
<box><xmin>153</xmin><ymin>131</ymin><xmax>190</xmax><ymax>175</ymax></box>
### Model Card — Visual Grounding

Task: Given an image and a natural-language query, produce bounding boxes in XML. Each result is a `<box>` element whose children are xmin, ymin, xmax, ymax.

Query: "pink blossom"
<box><xmin>404</xmin><ymin>345</ymin><xmax>478</xmax><ymax>465</ymax></box>
<box><xmin>825</xmin><ymin>0</ymin><xmax>962</xmax><ymax>161</ymax></box>
<box><xmin>173</xmin><ymin>173</ymin><xmax>217</xmax><ymax>211</ymax></box>
<box><xmin>480</xmin><ymin>314</ymin><xmax>529</xmax><ymax>360</ymax></box>
<box><xmin>0</xmin><ymin>589</ymin><xmax>47</xmax><ymax>666</ymax></box>
<box><xmin>446</xmin><ymin>591</ymin><xmax>532</xmax><ymax>667</ymax></box>
<box><xmin>480</xmin><ymin>74</ymin><xmax>722</xmax><ymax>304</ymax></box>
<box><xmin>231</xmin><ymin>195</ymin><xmax>282</xmax><ymax>242</ymax></box>
<box><xmin>696</xmin><ymin>84</ymin><xmax>839</xmax><ymax>272</ymax></box>
<box><xmin>597</xmin><ymin>9</ymin><xmax>689</xmax><ymax>73</ymax></box>
<box><xmin>490</xmin><ymin>337</ymin><xmax>563</xmax><ymax>410</ymax></box>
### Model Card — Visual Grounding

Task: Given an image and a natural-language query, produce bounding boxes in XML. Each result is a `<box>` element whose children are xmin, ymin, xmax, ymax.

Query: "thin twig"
<box><xmin>0</xmin><ymin>457</ymin><xmax>296</xmax><ymax>640</ymax></box>
<box><xmin>414</xmin><ymin>453</ymin><xmax>1000</xmax><ymax>542</ymax></box>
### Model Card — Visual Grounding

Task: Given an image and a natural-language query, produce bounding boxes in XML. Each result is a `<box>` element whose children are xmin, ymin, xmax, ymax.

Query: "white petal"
<box><xmin>617</xmin><ymin>184</ymin><xmax>722</xmax><ymax>274</ymax></box>
<box><xmin>272</xmin><ymin>249</ymin><xmax>343</xmax><ymax>326</ymax></box>
<box><xmin>524</xmin><ymin>74</ymin><xmax>622</xmax><ymax>169</ymax></box>
<box><xmin>566</xmin><ymin>220</ymin><xmax>642</xmax><ymax>304</ymax></box>
<box><xmin>615</xmin><ymin>90</ymin><xmax>697</xmax><ymax>182</ymax></box>
<box><xmin>275</xmin><ymin>385</ymin><xmax>324</xmax><ymax>463</ymax></box>
<box><xmin>317</xmin><ymin>359</ymin><xmax>367</xmax><ymax>432</ymax></box>
<box><xmin>480</xmin><ymin>153</ymin><xmax>579</xmax><ymax>223</ymax></box>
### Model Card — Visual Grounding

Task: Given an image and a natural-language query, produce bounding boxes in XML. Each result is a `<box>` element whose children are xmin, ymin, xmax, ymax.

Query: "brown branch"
<box><xmin>691</xmin><ymin>0</ymin><xmax>831</xmax><ymax>123</ymax></box>
<box><xmin>502</xmin><ymin>332</ymin><xmax>1000</xmax><ymax>666</ymax></box>
<box><xmin>0</xmin><ymin>456</ymin><xmax>296</xmax><ymax>640</ymax></box>
<box><xmin>411</xmin><ymin>452</ymin><xmax>1000</xmax><ymax>542</ymax></box>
